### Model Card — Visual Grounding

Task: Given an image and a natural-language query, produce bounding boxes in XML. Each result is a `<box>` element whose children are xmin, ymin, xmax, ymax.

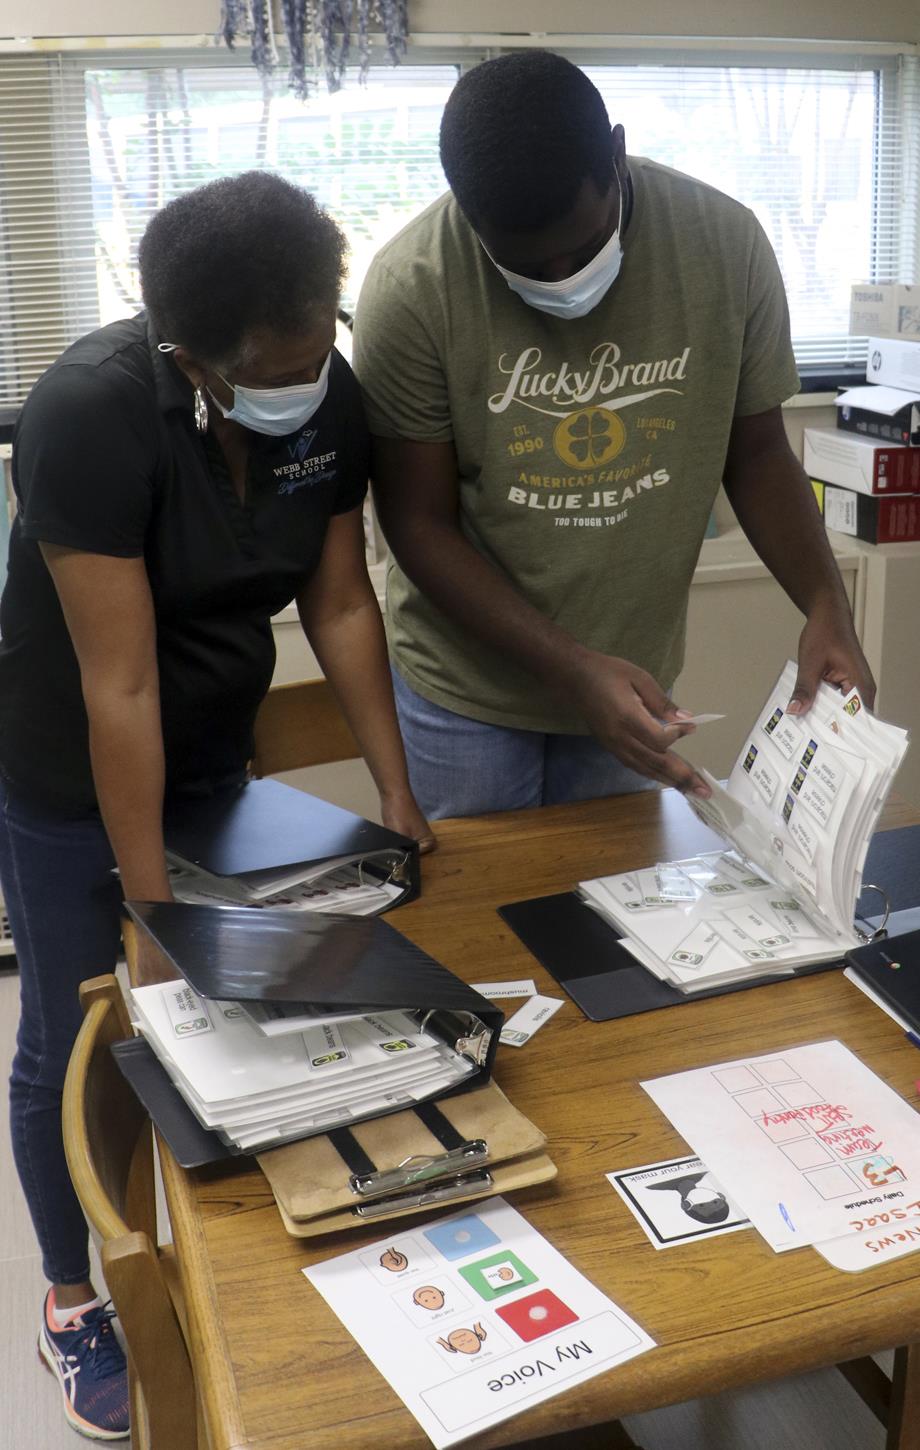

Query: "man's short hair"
<box><xmin>139</xmin><ymin>171</ymin><xmax>346</xmax><ymax>370</ymax></box>
<box><xmin>439</xmin><ymin>51</ymin><xmax>614</xmax><ymax>232</ymax></box>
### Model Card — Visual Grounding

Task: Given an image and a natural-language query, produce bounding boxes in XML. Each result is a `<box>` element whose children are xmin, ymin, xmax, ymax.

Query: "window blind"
<box><xmin>0</xmin><ymin>46</ymin><xmax>918</xmax><ymax>414</ymax></box>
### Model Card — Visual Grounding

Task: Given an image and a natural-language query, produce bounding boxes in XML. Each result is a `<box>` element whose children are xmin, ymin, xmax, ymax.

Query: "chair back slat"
<box><xmin>251</xmin><ymin>678</ymin><xmax>360</xmax><ymax>776</ymax></box>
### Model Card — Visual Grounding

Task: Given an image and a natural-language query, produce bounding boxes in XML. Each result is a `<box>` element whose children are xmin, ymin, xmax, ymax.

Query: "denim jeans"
<box><xmin>0</xmin><ymin>773</ymin><xmax>122</xmax><ymax>1284</ymax></box>
<box><xmin>390</xmin><ymin>666</ymin><xmax>656</xmax><ymax>821</ymax></box>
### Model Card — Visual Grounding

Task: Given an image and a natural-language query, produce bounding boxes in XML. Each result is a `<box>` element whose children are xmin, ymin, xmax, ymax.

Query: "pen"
<box><xmin>905</xmin><ymin>1031</ymin><xmax>920</xmax><ymax>1050</ymax></box>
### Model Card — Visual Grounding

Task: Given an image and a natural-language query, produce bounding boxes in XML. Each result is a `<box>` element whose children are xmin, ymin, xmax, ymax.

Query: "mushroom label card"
<box><xmin>303</xmin><ymin>1197</ymin><xmax>655</xmax><ymax>1447</ymax></box>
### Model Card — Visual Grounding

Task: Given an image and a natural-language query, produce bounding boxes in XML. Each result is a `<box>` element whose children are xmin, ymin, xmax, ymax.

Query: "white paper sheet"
<box><xmin>642</xmin><ymin>1041</ymin><xmax>920</xmax><ymax>1251</ymax></box>
<box><xmin>303</xmin><ymin>1198</ymin><xmax>655</xmax><ymax>1448</ymax></box>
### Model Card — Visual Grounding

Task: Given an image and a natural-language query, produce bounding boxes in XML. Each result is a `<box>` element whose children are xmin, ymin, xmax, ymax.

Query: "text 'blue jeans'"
<box><xmin>391</xmin><ymin>666</ymin><xmax>656</xmax><ymax>821</ymax></box>
<box><xmin>0</xmin><ymin>774</ymin><xmax>122</xmax><ymax>1284</ymax></box>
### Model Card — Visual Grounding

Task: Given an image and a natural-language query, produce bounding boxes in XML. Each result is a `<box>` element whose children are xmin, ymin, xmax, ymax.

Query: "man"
<box><xmin>353</xmin><ymin>51</ymin><xmax>873</xmax><ymax>819</ymax></box>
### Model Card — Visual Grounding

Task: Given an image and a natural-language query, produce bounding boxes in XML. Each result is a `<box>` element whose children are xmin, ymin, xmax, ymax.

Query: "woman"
<box><xmin>0</xmin><ymin>171</ymin><xmax>430</xmax><ymax>1441</ymax></box>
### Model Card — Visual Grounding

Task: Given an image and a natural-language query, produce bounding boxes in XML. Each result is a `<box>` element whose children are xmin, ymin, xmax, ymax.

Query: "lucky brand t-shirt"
<box><xmin>353</xmin><ymin>156</ymin><xmax>800</xmax><ymax>733</ymax></box>
<box><xmin>0</xmin><ymin>314</ymin><xmax>368</xmax><ymax>812</ymax></box>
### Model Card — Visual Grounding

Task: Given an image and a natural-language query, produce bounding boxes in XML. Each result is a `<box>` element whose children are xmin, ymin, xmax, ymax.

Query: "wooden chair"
<box><xmin>251</xmin><ymin>676</ymin><xmax>360</xmax><ymax>777</ymax></box>
<box><xmin>252</xmin><ymin>675</ymin><xmax>362</xmax><ymax>777</ymax></box>
<box><xmin>62</xmin><ymin>974</ymin><xmax>198</xmax><ymax>1450</ymax></box>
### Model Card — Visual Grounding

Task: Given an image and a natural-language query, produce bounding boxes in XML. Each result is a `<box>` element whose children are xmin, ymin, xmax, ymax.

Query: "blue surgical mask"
<box><xmin>486</xmin><ymin>172</ymin><xmax>624</xmax><ymax>320</ymax></box>
<box><xmin>209</xmin><ymin>352</ymin><xmax>332</xmax><ymax>436</ymax></box>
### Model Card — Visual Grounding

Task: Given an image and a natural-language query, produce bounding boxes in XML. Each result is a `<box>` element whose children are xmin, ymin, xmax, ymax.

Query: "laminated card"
<box><xmin>304</xmin><ymin>1197</ymin><xmax>654</xmax><ymax>1447</ymax></box>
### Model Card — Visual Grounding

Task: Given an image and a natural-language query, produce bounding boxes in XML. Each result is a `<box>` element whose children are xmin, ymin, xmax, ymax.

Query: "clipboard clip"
<box><xmin>854</xmin><ymin>884</ymin><xmax>891</xmax><ymax>943</ymax></box>
<box><xmin>350</xmin><ymin>1139</ymin><xmax>489</xmax><ymax>1198</ymax></box>
<box><xmin>352</xmin><ymin>1168</ymin><xmax>494</xmax><ymax>1218</ymax></box>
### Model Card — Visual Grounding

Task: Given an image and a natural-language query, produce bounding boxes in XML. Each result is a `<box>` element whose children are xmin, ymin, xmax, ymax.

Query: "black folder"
<box><xmin>845</xmin><ymin>927</ymin><xmax>920</xmax><ymax>1035</ymax></box>
<box><xmin>498</xmin><ymin>824</ymin><xmax>920</xmax><ymax>1024</ymax></box>
<box><xmin>164</xmin><ymin>776</ymin><xmax>420</xmax><ymax>906</ymax></box>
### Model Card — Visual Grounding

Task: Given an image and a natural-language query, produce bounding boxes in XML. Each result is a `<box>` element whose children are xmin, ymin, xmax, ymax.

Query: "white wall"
<box><xmin>1</xmin><ymin>0</ymin><xmax>918</xmax><ymax>41</ymax></box>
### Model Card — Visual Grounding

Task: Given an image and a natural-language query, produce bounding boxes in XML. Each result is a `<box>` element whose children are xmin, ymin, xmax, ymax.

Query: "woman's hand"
<box><xmin>380</xmin><ymin>790</ymin><xmax>437</xmax><ymax>853</ymax></box>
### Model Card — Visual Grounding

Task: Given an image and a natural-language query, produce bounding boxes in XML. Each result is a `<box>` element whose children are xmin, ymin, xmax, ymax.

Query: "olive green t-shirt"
<box><xmin>353</xmin><ymin>157</ymin><xmax>800</xmax><ymax>732</ymax></box>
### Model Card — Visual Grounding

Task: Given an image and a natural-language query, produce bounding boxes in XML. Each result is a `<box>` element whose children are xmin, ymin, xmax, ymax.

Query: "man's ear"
<box><xmin>171</xmin><ymin>346</ymin><xmax>207</xmax><ymax>391</ymax></box>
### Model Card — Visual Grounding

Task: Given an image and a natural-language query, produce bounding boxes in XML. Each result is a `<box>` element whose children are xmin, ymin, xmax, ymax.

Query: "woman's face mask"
<box><xmin>485</xmin><ymin>169</ymin><xmax>624</xmax><ymax>321</ymax></box>
<box><xmin>209</xmin><ymin>351</ymin><xmax>332</xmax><ymax>436</ymax></box>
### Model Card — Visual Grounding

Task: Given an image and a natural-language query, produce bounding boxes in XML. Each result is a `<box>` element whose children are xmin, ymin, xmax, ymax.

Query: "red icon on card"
<box><xmin>495</xmin><ymin>1289</ymin><xmax>578</xmax><ymax>1342</ymax></box>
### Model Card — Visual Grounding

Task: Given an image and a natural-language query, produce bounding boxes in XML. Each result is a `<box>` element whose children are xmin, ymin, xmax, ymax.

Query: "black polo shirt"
<box><xmin>0</xmin><ymin>314</ymin><xmax>368</xmax><ymax>813</ymax></box>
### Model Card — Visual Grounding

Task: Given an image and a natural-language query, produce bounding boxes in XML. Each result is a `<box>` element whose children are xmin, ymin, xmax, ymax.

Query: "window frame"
<box><xmin>1</xmin><ymin>36</ymin><xmax>917</xmax><ymax>430</ymax></box>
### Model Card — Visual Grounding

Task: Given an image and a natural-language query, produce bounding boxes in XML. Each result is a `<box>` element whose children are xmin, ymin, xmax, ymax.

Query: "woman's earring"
<box><xmin>193</xmin><ymin>386</ymin><xmax>209</xmax><ymax>435</ymax></box>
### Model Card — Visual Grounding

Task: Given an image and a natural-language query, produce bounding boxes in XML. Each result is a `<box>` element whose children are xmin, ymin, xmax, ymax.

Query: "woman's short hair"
<box><xmin>138</xmin><ymin>171</ymin><xmax>346</xmax><ymax>369</ymax></box>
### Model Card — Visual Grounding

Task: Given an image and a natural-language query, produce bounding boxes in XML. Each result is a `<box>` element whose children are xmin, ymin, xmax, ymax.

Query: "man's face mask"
<box><xmin>486</xmin><ymin>169</ymin><xmax>624</xmax><ymax>321</ymax></box>
<box><xmin>209</xmin><ymin>352</ymin><xmax>332</xmax><ymax>436</ymax></box>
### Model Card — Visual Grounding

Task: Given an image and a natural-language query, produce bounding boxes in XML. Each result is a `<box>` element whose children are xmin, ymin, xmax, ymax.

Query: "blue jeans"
<box><xmin>0</xmin><ymin>774</ymin><xmax>122</xmax><ymax>1284</ymax></box>
<box><xmin>391</xmin><ymin>667</ymin><xmax>656</xmax><ymax>820</ymax></box>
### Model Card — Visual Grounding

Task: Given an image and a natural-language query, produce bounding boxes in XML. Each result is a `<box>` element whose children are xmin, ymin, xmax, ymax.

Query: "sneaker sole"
<box><xmin>37</xmin><ymin>1329</ymin><xmax>130</xmax><ymax>1442</ymax></box>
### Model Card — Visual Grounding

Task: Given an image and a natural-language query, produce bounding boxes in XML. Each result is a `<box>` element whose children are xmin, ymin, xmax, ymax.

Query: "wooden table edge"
<box><xmin>157</xmin><ymin>1128</ymin><xmax>248</xmax><ymax>1450</ymax></box>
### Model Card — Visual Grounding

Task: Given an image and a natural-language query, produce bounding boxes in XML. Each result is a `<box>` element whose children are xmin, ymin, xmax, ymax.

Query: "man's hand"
<box><xmin>569</xmin><ymin>654</ymin><xmax>710</xmax><ymax>796</ymax></box>
<box><xmin>788</xmin><ymin>598</ymin><xmax>876</xmax><ymax>716</ymax></box>
<box><xmin>380</xmin><ymin>790</ymin><xmax>437</xmax><ymax>853</ymax></box>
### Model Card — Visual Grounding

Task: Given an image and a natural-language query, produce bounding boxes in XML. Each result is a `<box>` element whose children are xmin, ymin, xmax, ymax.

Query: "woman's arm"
<box><xmin>41</xmin><ymin>545</ymin><xmax>176</xmax><ymax>978</ymax></box>
<box><xmin>295</xmin><ymin>508</ymin><xmax>434</xmax><ymax>849</ymax></box>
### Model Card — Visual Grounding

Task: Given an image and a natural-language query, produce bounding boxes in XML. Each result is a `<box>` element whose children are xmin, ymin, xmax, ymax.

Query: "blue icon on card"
<box><xmin>423</xmin><ymin>1214</ymin><xmax>501</xmax><ymax>1261</ymax></box>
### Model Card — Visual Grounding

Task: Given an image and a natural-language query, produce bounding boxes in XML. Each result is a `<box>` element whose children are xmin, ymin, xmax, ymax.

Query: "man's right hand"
<box><xmin>568</xmin><ymin>652</ymin><xmax>711</xmax><ymax>796</ymax></box>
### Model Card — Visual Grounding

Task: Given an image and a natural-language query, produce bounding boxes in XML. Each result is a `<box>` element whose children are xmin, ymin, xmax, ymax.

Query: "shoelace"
<box><xmin>64</xmin><ymin>1305</ymin><xmax>123</xmax><ymax>1380</ymax></box>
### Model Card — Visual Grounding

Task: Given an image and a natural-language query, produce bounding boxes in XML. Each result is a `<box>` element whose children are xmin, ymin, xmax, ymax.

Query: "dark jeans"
<box><xmin>0</xmin><ymin>773</ymin><xmax>122</xmax><ymax>1283</ymax></box>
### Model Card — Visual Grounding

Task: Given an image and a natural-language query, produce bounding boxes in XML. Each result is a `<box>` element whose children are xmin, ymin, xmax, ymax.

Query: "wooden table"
<box><xmin>158</xmin><ymin>789</ymin><xmax>920</xmax><ymax>1450</ymax></box>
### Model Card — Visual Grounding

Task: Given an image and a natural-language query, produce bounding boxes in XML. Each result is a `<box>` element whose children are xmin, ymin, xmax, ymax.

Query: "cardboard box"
<box><xmin>867</xmin><ymin>337</ymin><xmax>920</xmax><ymax>391</ymax></box>
<box><xmin>812</xmin><ymin>479</ymin><xmax>920</xmax><ymax>544</ymax></box>
<box><xmin>836</xmin><ymin>385</ymin><xmax>920</xmax><ymax>446</ymax></box>
<box><xmin>850</xmin><ymin>285</ymin><xmax>920</xmax><ymax>340</ymax></box>
<box><xmin>802</xmin><ymin>427</ymin><xmax>918</xmax><ymax>495</ymax></box>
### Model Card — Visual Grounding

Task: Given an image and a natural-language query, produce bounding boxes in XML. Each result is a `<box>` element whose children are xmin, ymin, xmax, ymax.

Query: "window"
<box><xmin>0</xmin><ymin>45</ymin><xmax>918</xmax><ymax>416</ymax></box>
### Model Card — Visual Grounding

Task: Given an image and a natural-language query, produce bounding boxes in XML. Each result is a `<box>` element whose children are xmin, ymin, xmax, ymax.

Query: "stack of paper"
<box><xmin>167</xmin><ymin>854</ymin><xmax>404</xmax><ymax>917</ymax></box>
<box><xmin>642</xmin><ymin>1041</ymin><xmax>920</xmax><ymax>1272</ymax></box>
<box><xmin>130</xmin><ymin>980</ymin><xmax>474</xmax><ymax>1151</ymax></box>
<box><xmin>579</xmin><ymin>662</ymin><xmax>909</xmax><ymax>993</ymax></box>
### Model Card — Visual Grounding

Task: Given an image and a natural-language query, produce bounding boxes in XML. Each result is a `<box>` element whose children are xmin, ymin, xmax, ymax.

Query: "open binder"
<box><xmin>116</xmin><ymin>902</ymin><xmax>554</xmax><ymax>1228</ymax></box>
<box><xmin>163</xmin><ymin>776</ymin><xmax>420</xmax><ymax>915</ymax></box>
<box><xmin>119</xmin><ymin>901</ymin><xmax>501</xmax><ymax>1153</ymax></box>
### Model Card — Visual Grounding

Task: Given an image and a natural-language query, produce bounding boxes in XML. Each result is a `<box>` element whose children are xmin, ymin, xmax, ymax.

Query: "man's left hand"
<box><xmin>788</xmin><ymin>598</ymin><xmax>876</xmax><ymax>715</ymax></box>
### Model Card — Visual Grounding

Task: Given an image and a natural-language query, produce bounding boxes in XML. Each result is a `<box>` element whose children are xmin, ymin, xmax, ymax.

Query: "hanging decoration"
<box><xmin>220</xmin><ymin>1</ymin><xmax>409</xmax><ymax>97</ymax></box>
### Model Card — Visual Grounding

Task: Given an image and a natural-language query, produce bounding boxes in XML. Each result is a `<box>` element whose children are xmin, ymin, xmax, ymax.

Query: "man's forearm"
<box><xmin>723</xmin><ymin>444</ymin><xmax>850</xmax><ymax>618</ymax></box>
<box><xmin>86</xmin><ymin>687</ymin><xmax>172</xmax><ymax>901</ymax></box>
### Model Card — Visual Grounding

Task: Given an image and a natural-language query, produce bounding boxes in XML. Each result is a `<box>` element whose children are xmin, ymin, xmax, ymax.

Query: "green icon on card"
<box><xmin>458</xmin><ymin>1250</ymin><xmax>537</xmax><ymax>1301</ymax></box>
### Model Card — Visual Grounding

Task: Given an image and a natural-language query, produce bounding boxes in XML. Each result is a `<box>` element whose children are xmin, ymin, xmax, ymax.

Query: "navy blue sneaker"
<box><xmin>38</xmin><ymin>1291</ymin><xmax>129</xmax><ymax>1440</ymax></box>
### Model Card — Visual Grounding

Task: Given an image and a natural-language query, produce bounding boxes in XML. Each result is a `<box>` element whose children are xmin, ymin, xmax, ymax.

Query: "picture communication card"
<box><xmin>606</xmin><ymin>1156</ymin><xmax>751</xmax><ymax>1248</ymax></box>
<box><xmin>303</xmin><ymin>1198</ymin><xmax>655</xmax><ymax>1447</ymax></box>
<box><xmin>642</xmin><ymin>1041</ymin><xmax>920</xmax><ymax>1252</ymax></box>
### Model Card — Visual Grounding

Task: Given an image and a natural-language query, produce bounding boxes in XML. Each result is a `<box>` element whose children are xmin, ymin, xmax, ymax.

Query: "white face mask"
<box><xmin>486</xmin><ymin>171</ymin><xmax>624</xmax><ymax>320</ymax></box>
<box><xmin>209</xmin><ymin>352</ymin><xmax>332</xmax><ymax>436</ymax></box>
